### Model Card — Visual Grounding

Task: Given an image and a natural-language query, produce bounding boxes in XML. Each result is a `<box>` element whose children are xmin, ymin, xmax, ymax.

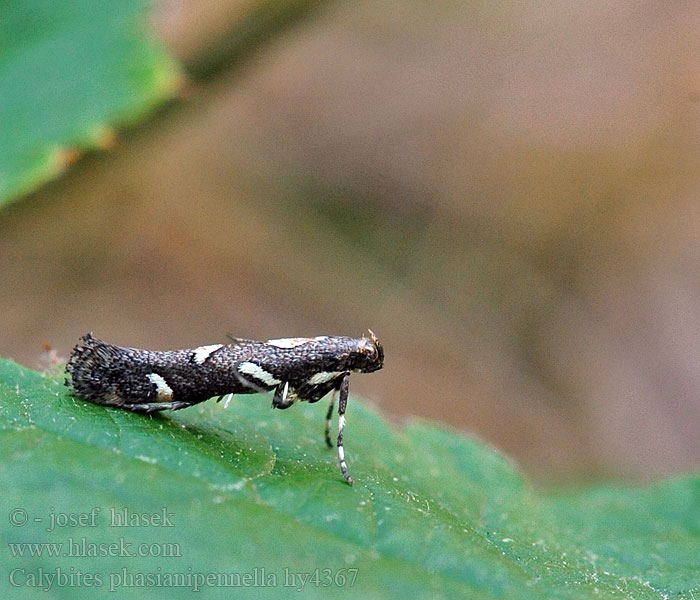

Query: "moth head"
<box><xmin>351</xmin><ymin>329</ymin><xmax>384</xmax><ymax>373</ymax></box>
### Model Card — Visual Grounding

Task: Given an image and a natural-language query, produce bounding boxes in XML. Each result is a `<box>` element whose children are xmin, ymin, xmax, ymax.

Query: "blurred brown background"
<box><xmin>2</xmin><ymin>0</ymin><xmax>700</xmax><ymax>483</ymax></box>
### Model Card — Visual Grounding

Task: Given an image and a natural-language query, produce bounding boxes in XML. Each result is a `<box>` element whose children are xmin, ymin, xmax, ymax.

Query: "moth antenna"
<box><xmin>225</xmin><ymin>333</ymin><xmax>255</xmax><ymax>344</ymax></box>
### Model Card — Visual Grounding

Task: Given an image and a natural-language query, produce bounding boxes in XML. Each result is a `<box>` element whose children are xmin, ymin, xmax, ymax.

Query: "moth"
<box><xmin>65</xmin><ymin>331</ymin><xmax>384</xmax><ymax>484</ymax></box>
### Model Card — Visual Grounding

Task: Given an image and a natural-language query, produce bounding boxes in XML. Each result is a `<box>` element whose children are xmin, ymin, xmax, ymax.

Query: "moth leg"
<box><xmin>337</xmin><ymin>372</ymin><xmax>353</xmax><ymax>485</ymax></box>
<box><xmin>325</xmin><ymin>389</ymin><xmax>337</xmax><ymax>448</ymax></box>
<box><xmin>122</xmin><ymin>400</ymin><xmax>195</xmax><ymax>413</ymax></box>
<box><xmin>272</xmin><ymin>381</ymin><xmax>295</xmax><ymax>409</ymax></box>
<box><xmin>217</xmin><ymin>394</ymin><xmax>234</xmax><ymax>408</ymax></box>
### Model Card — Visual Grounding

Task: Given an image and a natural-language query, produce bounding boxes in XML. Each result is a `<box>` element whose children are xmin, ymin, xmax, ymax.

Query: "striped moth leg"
<box><xmin>336</xmin><ymin>372</ymin><xmax>353</xmax><ymax>485</ymax></box>
<box><xmin>325</xmin><ymin>389</ymin><xmax>337</xmax><ymax>448</ymax></box>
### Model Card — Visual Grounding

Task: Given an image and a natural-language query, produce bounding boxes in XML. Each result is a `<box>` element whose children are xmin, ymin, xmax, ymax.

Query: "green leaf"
<box><xmin>1</xmin><ymin>358</ymin><xmax>698</xmax><ymax>599</ymax></box>
<box><xmin>0</xmin><ymin>0</ymin><xmax>180</xmax><ymax>205</ymax></box>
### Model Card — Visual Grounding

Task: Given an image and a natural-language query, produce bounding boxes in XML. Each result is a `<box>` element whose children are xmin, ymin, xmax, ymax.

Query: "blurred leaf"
<box><xmin>0</xmin><ymin>357</ymin><xmax>698</xmax><ymax>599</ymax></box>
<box><xmin>0</xmin><ymin>0</ymin><xmax>179</xmax><ymax>205</ymax></box>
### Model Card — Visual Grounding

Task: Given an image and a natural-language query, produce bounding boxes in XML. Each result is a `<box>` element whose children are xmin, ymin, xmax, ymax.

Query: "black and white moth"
<box><xmin>65</xmin><ymin>331</ymin><xmax>384</xmax><ymax>484</ymax></box>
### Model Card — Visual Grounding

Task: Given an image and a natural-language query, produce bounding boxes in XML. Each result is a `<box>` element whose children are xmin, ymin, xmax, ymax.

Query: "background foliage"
<box><xmin>0</xmin><ymin>0</ymin><xmax>178</xmax><ymax>204</ymax></box>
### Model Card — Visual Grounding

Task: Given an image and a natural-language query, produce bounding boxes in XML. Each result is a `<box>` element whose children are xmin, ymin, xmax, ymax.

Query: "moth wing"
<box><xmin>265</xmin><ymin>337</ymin><xmax>326</xmax><ymax>349</ymax></box>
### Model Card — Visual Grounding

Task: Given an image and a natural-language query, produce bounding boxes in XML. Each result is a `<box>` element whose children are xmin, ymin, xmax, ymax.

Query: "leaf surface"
<box><xmin>0</xmin><ymin>358</ymin><xmax>698</xmax><ymax>599</ymax></box>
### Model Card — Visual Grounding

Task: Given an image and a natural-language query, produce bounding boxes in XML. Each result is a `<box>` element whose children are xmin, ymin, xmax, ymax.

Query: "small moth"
<box><xmin>65</xmin><ymin>331</ymin><xmax>384</xmax><ymax>485</ymax></box>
